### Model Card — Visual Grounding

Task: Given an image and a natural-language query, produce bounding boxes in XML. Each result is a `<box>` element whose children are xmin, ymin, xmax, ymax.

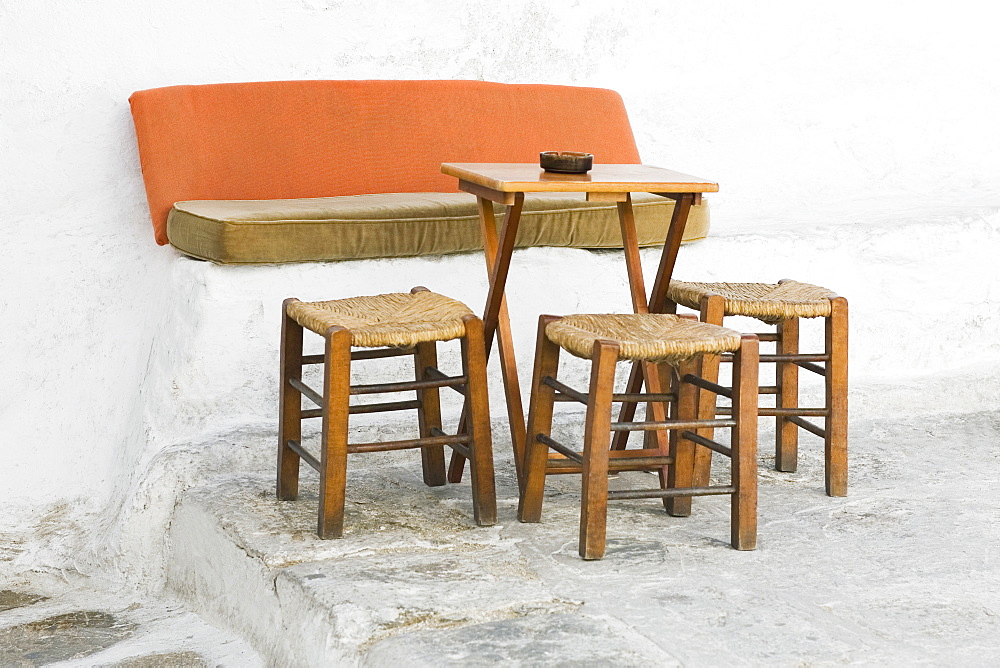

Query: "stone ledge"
<box><xmin>165</xmin><ymin>412</ymin><xmax>1000</xmax><ymax>664</ymax></box>
<box><xmin>144</xmin><ymin>207</ymin><xmax>1000</xmax><ymax>457</ymax></box>
<box><xmin>167</xmin><ymin>471</ymin><xmax>582</xmax><ymax>665</ymax></box>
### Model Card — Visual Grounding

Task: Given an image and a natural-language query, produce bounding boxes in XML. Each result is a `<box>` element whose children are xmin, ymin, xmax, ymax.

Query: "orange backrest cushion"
<box><xmin>129</xmin><ymin>80</ymin><xmax>641</xmax><ymax>245</ymax></box>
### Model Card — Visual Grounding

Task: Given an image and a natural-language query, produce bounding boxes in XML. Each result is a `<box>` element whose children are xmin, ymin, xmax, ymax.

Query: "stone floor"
<box><xmin>0</xmin><ymin>584</ymin><xmax>261</xmax><ymax>667</ymax></box>
<box><xmin>160</xmin><ymin>410</ymin><xmax>1000</xmax><ymax>665</ymax></box>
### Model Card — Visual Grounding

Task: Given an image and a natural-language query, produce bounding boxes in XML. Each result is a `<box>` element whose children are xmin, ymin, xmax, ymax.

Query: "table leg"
<box><xmin>648</xmin><ymin>193</ymin><xmax>694</xmax><ymax>313</ymax></box>
<box><xmin>611</xmin><ymin>193</ymin><xmax>695</xmax><ymax>451</ymax></box>
<box><xmin>616</xmin><ymin>194</ymin><xmax>650</xmax><ymax>315</ymax></box>
<box><xmin>612</xmin><ymin>194</ymin><xmax>670</xmax><ymax>455</ymax></box>
<box><xmin>447</xmin><ymin>194</ymin><xmax>528</xmax><ymax>485</ymax></box>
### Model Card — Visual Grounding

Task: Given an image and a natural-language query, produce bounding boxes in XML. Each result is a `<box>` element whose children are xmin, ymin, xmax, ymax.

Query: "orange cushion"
<box><xmin>129</xmin><ymin>80</ymin><xmax>641</xmax><ymax>245</ymax></box>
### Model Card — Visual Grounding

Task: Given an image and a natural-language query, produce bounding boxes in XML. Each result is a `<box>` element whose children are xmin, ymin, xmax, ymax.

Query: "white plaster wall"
<box><xmin>1</xmin><ymin>0</ymin><xmax>998</xmax><ymax>581</ymax></box>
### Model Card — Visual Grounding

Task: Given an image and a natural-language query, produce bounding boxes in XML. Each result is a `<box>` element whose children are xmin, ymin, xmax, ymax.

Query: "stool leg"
<box><xmin>666</xmin><ymin>358</ymin><xmax>698</xmax><ymax>517</ymax></box>
<box><xmin>652</xmin><ymin>360</ymin><xmax>674</xmax><ymax>504</ymax></box>
<box><xmin>318</xmin><ymin>326</ymin><xmax>352</xmax><ymax>539</ymax></box>
<box><xmin>825</xmin><ymin>297</ymin><xmax>849</xmax><ymax>497</ymax></box>
<box><xmin>642</xmin><ymin>362</ymin><xmax>672</xmax><ymax>455</ymax></box>
<box><xmin>277</xmin><ymin>300</ymin><xmax>303</xmax><ymax>501</ymax></box>
<box><xmin>731</xmin><ymin>334</ymin><xmax>758</xmax><ymax>550</ymax></box>
<box><xmin>693</xmin><ymin>294</ymin><xmax>726</xmax><ymax>487</ymax></box>
<box><xmin>414</xmin><ymin>341</ymin><xmax>446</xmax><ymax>487</ymax></box>
<box><xmin>579</xmin><ymin>339</ymin><xmax>619</xmax><ymax>560</ymax></box>
<box><xmin>775</xmin><ymin>317</ymin><xmax>800</xmax><ymax>472</ymax></box>
<box><xmin>461</xmin><ymin>316</ymin><xmax>497</xmax><ymax>526</ymax></box>
<box><xmin>518</xmin><ymin>315</ymin><xmax>562</xmax><ymax>523</ymax></box>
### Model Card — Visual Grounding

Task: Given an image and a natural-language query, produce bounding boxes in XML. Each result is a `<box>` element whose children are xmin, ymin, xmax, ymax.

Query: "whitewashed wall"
<box><xmin>1</xmin><ymin>0</ymin><xmax>997</xmax><ymax>581</ymax></box>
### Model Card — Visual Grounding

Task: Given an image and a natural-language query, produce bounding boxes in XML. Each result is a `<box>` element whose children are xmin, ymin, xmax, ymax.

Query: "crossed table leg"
<box><xmin>448</xmin><ymin>191</ymin><xmax>699</xmax><ymax>489</ymax></box>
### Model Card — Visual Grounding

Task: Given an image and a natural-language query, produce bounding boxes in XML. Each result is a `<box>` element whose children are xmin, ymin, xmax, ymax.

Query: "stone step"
<box><xmin>165</xmin><ymin>411</ymin><xmax>1000</xmax><ymax>665</ymax></box>
<box><xmin>166</xmin><ymin>463</ymin><xmax>673</xmax><ymax>665</ymax></box>
<box><xmin>0</xmin><ymin>584</ymin><xmax>261</xmax><ymax>666</ymax></box>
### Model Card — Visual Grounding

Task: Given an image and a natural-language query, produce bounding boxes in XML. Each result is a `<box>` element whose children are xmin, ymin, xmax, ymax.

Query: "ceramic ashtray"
<box><xmin>540</xmin><ymin>151</ymin><xmax>594</xmax><ymax>174</ymax></box>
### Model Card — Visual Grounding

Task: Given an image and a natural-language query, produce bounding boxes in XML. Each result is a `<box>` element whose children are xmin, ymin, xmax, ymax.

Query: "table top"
<box><xmin>440</xmin><ymin>163</ymin><xmax>718</xmax><ymax>194</ymax></box>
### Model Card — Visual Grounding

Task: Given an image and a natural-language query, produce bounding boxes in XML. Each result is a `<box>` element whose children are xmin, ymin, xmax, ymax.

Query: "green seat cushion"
<box><xmin>166</xmin><ymin>192</ymin><xmax>710</xmax><ymax>264</ymax></box>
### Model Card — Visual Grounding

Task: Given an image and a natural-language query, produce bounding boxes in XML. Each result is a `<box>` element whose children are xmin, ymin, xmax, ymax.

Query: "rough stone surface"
<box><xmin>110</xmin><ymin>651</ymin><xmax>209</xmax><ymax>667</ymax></box>
<box><xmin>0</xmin><ymin>582</ymin><xmax>261</xmax><ymax>667</ymax></box>
<box><xmin>0</xmin><ymin>590</ymin><xmax>47</xmax><ymax>613</ymax></box>
<box><xmin>362</xmin><ymin>613</ymin><xmax>668</xmax><ymax>666</ymax></box>
<box><xmin>166</xmin><ymin>411</ymin><xmax>1000</xmax><ymax>664</ymax></box>
<box><xmin>167</xmin><ymin>463</ymin><xmax>576</xmax><ymax>664</ymax></box>
<box><xmin>0</xmin><ymin>611</ymin><xmax>135</xmax><ymax>665</ymax></box>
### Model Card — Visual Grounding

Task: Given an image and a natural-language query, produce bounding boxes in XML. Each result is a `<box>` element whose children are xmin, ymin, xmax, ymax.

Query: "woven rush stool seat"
<box><xmin>667</xmin><ymin>280</ymin><xmax>838</xmax><ymax>323</ymax></box>
<box><xmin>277</xmin><ymin>287</ymin><xmax>496</xmax><ymax>538</ymax></box>
<box><xmin>518</xmin><ymin>313</ymin><xmax>759</xmax><ymax>560</ymax></box>
<box><xmin>546</xmin><ymin>313</ymin><xmax>743</xmax><ymax>364</ymax></box>
<box><xmin>285</xmin><ymin>290</ymin><xmax>474</xmax><ymax>346</ymax></box>
<box><xmin>665</xmin><ymin>278</ymin><xmax>848</xmax><ymax>497</ymax></box>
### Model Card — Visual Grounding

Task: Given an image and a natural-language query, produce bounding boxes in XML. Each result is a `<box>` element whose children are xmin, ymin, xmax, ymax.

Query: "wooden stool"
<box><xmin>517</xmin><ymin>313</ymin><xmax>759</xmax><ymax>560</ymax></box>
<box><xmin>277</xmin><ymin>287</ymin><xmax>496</xmax><ymax>538</ymax></box>
<box><xmin>666</xmin><ymin>279</ymin><xmax>848</xmax><ymax>496</ymax></box>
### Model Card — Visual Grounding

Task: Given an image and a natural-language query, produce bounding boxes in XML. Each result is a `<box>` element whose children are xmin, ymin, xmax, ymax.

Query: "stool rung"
<box><xmin>612</xmin><ymin>419</ymin><xmax>736</xmax><ymax>432</ymax></box>
<box><xmin>430</xmin><ymin>427</ymin><xmax>471</xmax><ymax>459</ymax></box>
<box><xmin>352</xmin><ymin>347</ymin><xmax>415</xmax><ymax>361</ymax></box>
<box><xmin>787</xmin><ymin>415</ymin><xmax>826</xmax><ymax>438</ymax></box>
<box><xmin>716</xmin><ymin>407</ymin><xmax>828</xmax><ymax>417</ymax></box>
<box><xmin>286</xmin><ymin>440</ymin><xmax>320</xmax><ymax>472</ymax></box>
<box><xmin>289</xmin><ymin>395</ymin><xmax>423</xmax><ymax>416</ymax></box>
<box><xmin>448</xmin><ymin>441</ymin><xmax>471</xmax><ymax>459</ymax></box>
<box><xmin>289</xmin><ymin>378</ymin><xmax>323</xmax><ymax>407</ymax></box>
<box><xmin>759</xmin><ymin>386</ymin><xmax>778</xmax><ymax>395</ymax></box>
<box><xmin>424</xmin><ymin>367</ymin><xmax>467</xmax><ymax>395</ymax></box>
<box><xmin>546</xmin><ymin>449</ymin><xmax>674</xmax><ymax>473</ymax></box>
<box><xmin>608</xmin><ymin>485</ymin><xmax>735</xmax><ymax>500</ymax></box>
<box><xmin>795</xmin><ymin>360</ymin><xmax>826</xmax><ymax>376</ymax></box>
<box><xmin>350</xmin><ymin>400</ymin><xmax>421</xmax><ymax>415</ymax></box>
<box><xmin>606</xmin><ymin>455</ymin><xmax>673</xmax><ymax>467</ymax></box>
<box><xmin>301</xmin><ymin>347</ymin><xmax>415</xmax><ymax>365</ymax></box>
<box><xmin>543</xmin><ymin>377</ymin><xmax>588</xmax><ymax>404</ymax></box>
<box><xmin>612</xmin><ymin>392</ymin><xmax>677</xmax><ymax>403</ymax></box>
<box><xmin>536</xmin><ymin>434</ymin><xmax>584</xmax><ymax>464</ymax></box>
<box><xmin>545</xmin><ymin>376</ymin><xmax>676</xmax><ymax>405</ymax></box>
<box><xmin>348</xmin><ymin>433</ymin><xmax>469</xmax><ymax>454</ymax></box>
<box><xmin>553</xmin><ymin>391</ymin><xmax>678</xmax><ymax>403</ymax></box>
<box><xmin>766</xmin><ymin>407</ymin><xmax>828</xmax><ymax>417</ymax></box>
<box><xmin>721</xmin><ymin>353</ymin><xmax>828</xmax><ymax>364</ymax></box>
<box><xmin>682</xmin><ymin>374</ymin><xmax>732</xmax><ymax>399</ymax></box>
<box><xmin>350</xmin><ymin>374</ymin><xmax>465</xmax><ymax>396</ymax></box>
<box><xmin>681</xmin><ymin>430</ymin><xmax>732</xmax><ymax>458</ymax></box>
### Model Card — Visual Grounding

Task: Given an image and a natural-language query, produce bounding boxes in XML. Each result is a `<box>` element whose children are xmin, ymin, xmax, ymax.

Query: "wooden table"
<box><xmin>440</xmin><ymin>163</ymin><xmax>719</xmax><ymax>486</ymax></box>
